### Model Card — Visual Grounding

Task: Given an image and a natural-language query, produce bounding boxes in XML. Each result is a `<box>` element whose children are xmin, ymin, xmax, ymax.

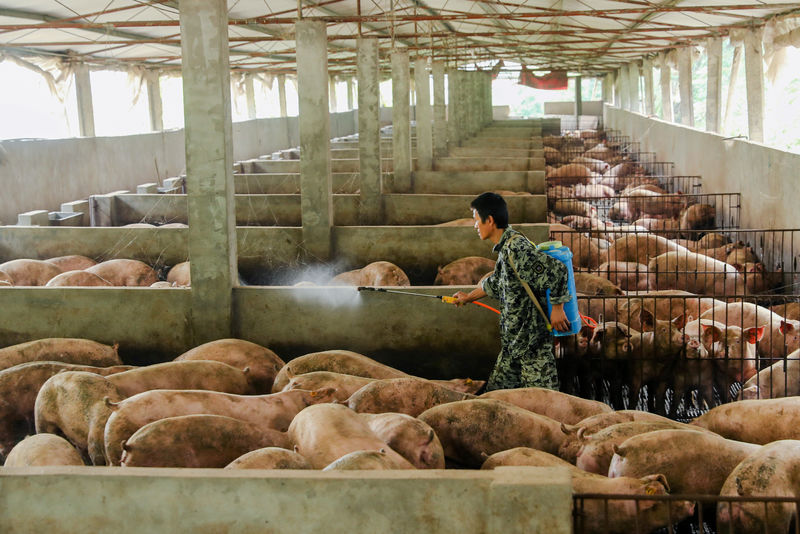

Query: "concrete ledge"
<box><xmin>16</xmin><ymin>210</ymin><xmax>50</xmax><ymax>226</ymax></box>
<box><xmin>0</xmin><ymin>467</ymin><xmax>571</xmax><ymax>534</ymax></box>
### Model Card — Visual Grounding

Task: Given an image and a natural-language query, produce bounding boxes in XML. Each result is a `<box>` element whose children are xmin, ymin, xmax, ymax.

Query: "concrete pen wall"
<box><xmin>0</xmin><ymin>111</ymin><xmax>358</xmax><ymax>225</ymax></box>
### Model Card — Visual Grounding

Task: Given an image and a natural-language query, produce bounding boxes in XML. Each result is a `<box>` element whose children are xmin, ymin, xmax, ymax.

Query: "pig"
<box><xmin>44</xmin><ymin>255</ymin><xmax>97</xmax><ymax>272</ymax></box>
<box><xmin>0</xmin><ymin>361</ymin><xmax>132</xmax><ymax>460</ymax></box>
<box><xmin>571</xmin><ymin>156</ymin><xmax>610</xmax><ymax>174</ymax></box>
<box><xmin>717</xmin><ymin>440</ymin><xmax>800</xmax><ymax>534</ymax></box>
<box><xmin>622</xmin><ymin>184</ymin><xmax>667</xmax><ymax>195</ymax></box>
<box><xmin>546</xmin><ymin>163</ymin><xmax>592</xmax><ymax>185</ymax></box>
<box><xmin>86</xmin><ymin>259</ymin><xmax>158</xmax><ymax>287</ymax></box>
<box><xmin>418</xmin><ymin>399</ymin><xmax>566</xmax><ymax>468</ymax></box>
<box><xmin>288</xmin><ymin>403</ymin><xmax>413</xmax><ymax>469</ymax></box>
<box><xmin>605</xmin><ymin>161</ymin><xmax>635</xmax><ymax>179</ymax></box>
<box><xmin>34</xmin><ymin>371</ymin><xmax>125</xmax><ymax>464</ymax></box>
<box><xmin>0</xmin><ymin>338</ymin><xmax>122</xmax><ymax>371</ymax></box>
<box><xmin>283</xmin><ymin>370</ymin><xmax>375</xmax><ymax>401</ymax></box>
<box><xmin>433</xmin><ymin>256</ymin><xmax>495</xmax><ymax>285</ymax></box>
<box><xmin>360</xmin><ymin>412</ymin><xmax>445</xmax><ymax>469</ymax></box>
<box><xmin>107</xmin><ymin>360</ymin><xmax>254</xmax><ymax>397</ymax></box>
<box><xmin>678</xmin><ymin>203</ymin><xmax>716</xmax><ymax>236</ymax></box>
<box><xmin>770</xmin><ymin>302</ymin><xmax>800</xmax><ymax>321</ymax></box>
<box><xmin>479</xmin><ymin>387</ymin><xmax>612</xmax><ymax>425</ymax></box>
<box><xmin>553</xmin><ymin>199</ymin><xmax>594</xmax><ymax>217</ymax></box>
<box><xmin>549</xmin><ymin>224</ymin><xmax>608</xmax><ymax>269</ymax></box>
<box><xmin>571</xmin><ymin>421</ymin><xmax>704</xmax><ymax>473</ymax></box>
<box><xmin>573</xmin><ymin>272</ymin><xmax>625</xmax><ymax>296</ymax></box>
<box><xmin>167</xmin><ymin>261</ymin><xmax>190</xmax><ymax>286</ymax></box>
<box><xmin>120</xmin><ymin>414</ymin><xmax>290</xmax><ymax>468</ymax></box>
<box><xmin>4</xmin><ymin>433</ymin><xmax>85</xmax><ymax>467</ymax></box>
<box><xmin>547</xmin><ymin>185</ymin><xmax>574</xmax><ymax>205</ymax></box>
<box><xmin>159</xmin><ymin>223</ymin><xmax>188</xmax><ymax>228</ymax></box>
<box><xmin>609</xmin><ymin>429</ymin><xmax>760</xmax><ymax>494</ymax></box>
<box><xmin>330</xmin><ymin>261</ymin><xmax>410</xmax><ymax>287</ymax></box>
<box><xmin>347</xmin><ymin>377</ymin><xmax>474</xmax><ymax>417</ymax></box>
<box><xmin>573</xmin><ymin>184</ymin><xmax>615</xmax><ymax>200</ymax></box>
<box><xmin>272</xmin><ymin>350</ymin><xmax>407</xmax><ymax>392</ymax></box>
<box><xmin>150</xmin><ymin>281</ymin><xmax>174</xmax><ymax>288</ymax></box>
<box><xmin>0</xmin><ymin>259</ymin><xmax>62</xmax><ymax>286</ymax></box>
<box><xmin>584</xmin><ymin>142</ymin><xmax>614</xmax><ymax>161</ymax></box>
<box><xmin>174</xmin><ymin>338</ymin><xmax>285</xmax><ymax>393</ymax></box>
<box><xmin>225</xmin><ymin>447</ymin><xmax>312</xmax><ymax>470</ymax></box>
<box><xmin>684</xmin><ymin>317</ymin><xmax>763</xmax><ymax>384</ymax></box>
<box><xmin>543</xmin><ymin>146</ymin><xmax>561</xmax><ymax>164</ymax></box>
<box><xmin>45</xmin><ymin>270</ymin><xmax>112</xmax><ymax>287</ymax></box>
<box><xmin>103</xmin><ymin>387</ymin><xmax>336</xmax><ymax>465</ymax></box>
<box><xmin>691</xmin><ymin>397</ymin><xmax>800</xmax><ymax>444</ymax></box>
<box><xmin>740</xmin><ymin>261</ymin><xmax>784</xmax><ymax>294</ymax></box>
<box><xmin>609</xmin><ymin>234</ymin><xmax>690</xmax><ymax>266</ymax></box>
<box><xmin>0</xmin><ymin>270</ymin><xmax>12</xmax><ymax>285</ymax></box>
<box><xmin>739</xmin><ymin>354</ymin><xmax>800</xmax><ymax>399</ymax></box>
<box><xmin>696</xmin><ymin>232</ymin><xmax>729</xmax><ymax>249</ymax></box>
<box><xmin>699</xmin><ymin>301</ymin><xmax>795</xmax><ymax>362</ymax></box>
<box><xmin>648</xmin><ymin>250</ymin><xmax>746</xmax><ymax>296</ymax></box>
<box><xmin>606</xmin><ymin>200</ymin><xmax>634</xmax><ymax>220</ymax></box>
<box><xmin>595</xmin><ymin>261</ymin><xmax>651</xmax><ymax>291</ymax></box>
<box><xmin>322</xmin><ymin>449</ymin><xmax>415</xmax><ymax>471</ymax></box>
<box><xmin>616</xmin><ymin>292</ymin><xmax>722</xmax><ymax>332</ymax></box>
<box><xmin>482</xmin><ymin>447</ymin><xmax>695</xmax><ymax>534</ymax></box>
<box><xmin>561</xmin><ymin>215</ymin><xmax>613</xmax><ymax>231</ymax></box>
<box><xmin>626</xmin><ymin>190</ymin><xmax>685</xmax><ymax>219</ymax></box>
<box><xmin>633</xmin><ymin>218</ymin><xmax>680</xmax><ymax>236</ymax></box>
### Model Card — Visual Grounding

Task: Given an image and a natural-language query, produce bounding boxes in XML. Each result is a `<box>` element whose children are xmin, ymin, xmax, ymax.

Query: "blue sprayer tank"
<box><xmin>536</xmin><ymin>240</ymin><xmax>581</xmax><ymax>337</ymax></box>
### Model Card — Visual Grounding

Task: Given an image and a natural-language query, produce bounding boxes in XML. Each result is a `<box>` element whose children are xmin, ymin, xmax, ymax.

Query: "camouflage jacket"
<box><xmin>481</xmin><ymin>227</ymin><xmax>571</xmax><ymax>350</ymax></box>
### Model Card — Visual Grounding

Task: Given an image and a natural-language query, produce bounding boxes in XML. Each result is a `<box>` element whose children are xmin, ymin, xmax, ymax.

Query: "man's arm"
<box><xmin>550</xmin><ymin>303</ymin><xmax>570</xmax><ymax>332</ymax></box>
<box><xmin>452</xmin><ymin>286</ymin><xmax>487</xmax><ymax>306</ymax></box>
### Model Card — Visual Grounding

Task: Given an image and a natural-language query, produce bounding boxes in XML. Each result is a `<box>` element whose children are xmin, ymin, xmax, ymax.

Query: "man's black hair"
<box><xmin>470</xmin><ymin>192</ymin><xmax>509</xmax><ymax>228</ymax></box>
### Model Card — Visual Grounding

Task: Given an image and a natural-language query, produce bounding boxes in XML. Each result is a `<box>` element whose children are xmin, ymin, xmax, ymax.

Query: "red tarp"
<box><xmin>518</xmin><ymin>66</ymin><xmax>568</xmax><ymax>90</ymax></box>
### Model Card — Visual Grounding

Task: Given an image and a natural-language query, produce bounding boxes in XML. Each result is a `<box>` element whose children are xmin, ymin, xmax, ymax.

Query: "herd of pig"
<box><xmin>0</xmin><ymin>256</ymin><xmax>190</xmax><ymax>288</ymax></box>
<box><xmin>4</xmin><ymin>336</ymin><xmax>800</xmax><ymax>533</ymax></box>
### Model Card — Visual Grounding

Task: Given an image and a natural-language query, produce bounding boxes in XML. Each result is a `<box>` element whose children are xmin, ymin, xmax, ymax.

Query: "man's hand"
<box><xmin>550</xmin><ymin>303</ymin><xmax>571</xmax><ymax>332</ymax></box>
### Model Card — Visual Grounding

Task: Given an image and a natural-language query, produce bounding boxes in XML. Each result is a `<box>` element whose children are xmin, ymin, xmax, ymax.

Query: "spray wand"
<box><xmin>357</xmin><ymin>286</ymin><xmax>500</xmax><ymax>314</ymax></box>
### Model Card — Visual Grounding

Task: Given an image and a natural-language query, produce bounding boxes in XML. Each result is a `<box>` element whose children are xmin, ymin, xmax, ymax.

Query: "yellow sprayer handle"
<box><xmin>441</xmin><ymin>296</ymin><xmax>458</xmax><ymax>304</ymax></box>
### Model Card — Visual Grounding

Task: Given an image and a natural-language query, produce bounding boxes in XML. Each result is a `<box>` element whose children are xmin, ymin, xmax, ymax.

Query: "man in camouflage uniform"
<box><xmin>453</xmin><ymin>192</ymin><xmax>571</xmax><ymax>391</ymax></box>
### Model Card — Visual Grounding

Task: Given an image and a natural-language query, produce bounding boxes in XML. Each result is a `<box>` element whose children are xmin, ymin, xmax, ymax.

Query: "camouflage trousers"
<box><xmin>486</xmin><ymin>342</ymin><xmax>559</xmax><ymax>391</ymax></box>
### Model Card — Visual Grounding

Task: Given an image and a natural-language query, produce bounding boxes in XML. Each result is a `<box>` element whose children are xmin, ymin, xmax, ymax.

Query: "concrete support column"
<box><xmin>245</xmin><ymin>74</ymin><xmax>257</xmax><ymax>120</ymax></box>
<box><xmin>447</xmin><ymin>68</ymin><xmax>459</xmax><ymax>147</ymax></box>
<box><xmin>469</xmin><ymin>72</ymin><xmax>480</xmax><ymax>136</ymax></box>
<box><xmin>602</xmin><ymin>73</ymin><xmax>612</xmax><ymax>104</ymax></box>
<box><xmin>391</xmin><ymin>51</ymin><xmax>412</xmax><ymax>191</ymax></box>
<box><xmin>705</xmin><ymin>38</ymin><xmax>723</xmax><ymax>133</ymax></box>
<box><xmin>643</xmin><ymin>59</ymin><xmax>655</xmax><ymax>116</ymax></box>
<box><xmin>146</xmin><ymin>71</ymin><xmax>163</xmax><ymax>132</ymax></box>
<box><xmin>357</xmin><ymin>38</ymin><xmax>382</xmax><ymax>224</ymax></box>
<box><xmin>723</xmin><ymin>44</ymin><xmax>743</xmax><ymax>133</ymax></box>
<box><xmin>574</xmin><ymin>75</ymin><xmax>582</xmax><ymax>126</ymax></box>
<box><xmin>744</xmin><ymin>28</ymin><xmax>765</xmax><ymax>143</ymax></box>
<box><xmin>346</xmin><ymin>77</ymin><xmax>354</xmax><ymax>110</ymax></box>
<box><xmin>278</xmin><ymin>74</ymin><xmax>288</xmax><ymax>117</ymax></box>
<box><xmin>414</xmin><ymin>58</ymin><xmax>433</xmax><ymax>171</ymax></box>
<box><xmin>296</xmin><ymin>20</ymin><xmax>333</xmax><ymax>259</ymax></box>
<box><xmin>485</xmin><ymin>72</ymin><xmax>493</xmax><ymax>126</ymax></box>
<box><xmin>678</xmin><ymin>47</ymin><xmax>694</xmax><ymax>126</ymax></box>
<box><xmin>75</xmin><ymin>63</ymin><xmax>95</xmax><ymax>137</ymax></box>
<box><xmin>432</xmin><ymin>61</ymin><xmax>447</xmax><ymax>157</ymax></box>
<box><xmin>618</xmin><ymin>67</ymin><xmax>630</xmax><ymax>110</ymax></box>
<box><xmin>179</xmin><ymin>0</ymin><xmax>236</xmax><ymax>343</ymax></box>
<box><xmin>329</xmin><ymin>76</ymin><xmax>337</xmax><ymax>113</ymax></box>
<box><xmin>628</xmin><ymin>62</ymin><xmax>640</xmax><ymax>113</ymax></box>
<box><xmin>659</xmin><ymin>54</ymin><xmax>674</xmax><ymax>122</ymax></box>
<box><xmin>613</xmin><ymin>70</ymin><xmax>621</xmax><ymax>107</ymax></box>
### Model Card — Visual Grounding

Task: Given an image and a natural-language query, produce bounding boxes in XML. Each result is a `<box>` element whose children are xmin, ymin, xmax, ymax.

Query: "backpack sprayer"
<box><xmin>356</xmin><ymin>287</ymin><xmax>500</xmax><ymax>314</ymax></box>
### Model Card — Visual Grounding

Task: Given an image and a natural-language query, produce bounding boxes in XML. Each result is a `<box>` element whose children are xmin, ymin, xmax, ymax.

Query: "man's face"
<box><xmin>472</xmin><ymin>209</ymin><xmax>493</xmax><ymax>240</ymax></box>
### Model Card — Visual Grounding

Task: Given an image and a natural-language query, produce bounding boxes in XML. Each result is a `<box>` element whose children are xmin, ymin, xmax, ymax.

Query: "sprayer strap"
<box><xmin>505</xmin><ymin>234</ymin><xmax>552</xmax><ymax>331</ymax></box>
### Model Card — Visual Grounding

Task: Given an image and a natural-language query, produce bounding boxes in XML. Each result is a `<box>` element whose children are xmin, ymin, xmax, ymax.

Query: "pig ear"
<box><xmin>560</xmin><ymin>422</ymin><xmax>577</xmax><ymax>436</ymax></box>
<box><xmin>612</xmin><ymin>444</ymin><xmax>624</xmax><ymax>457</ymax></box>
<box><xmin>639</xmin><ymin>308</ymin><xmax>655</xmax><ymax>331</ymax></box>
<box><xmin>640</xmin><ymin>473</ymin><xmax>670</xmax><ymax>494</ymax></box>
<box><xmin>285</xmin><ymin>366</ymin><xmax>295</xmax><ymax>379</ymax></box>
<box><xmin>780</xmin><ymin>321</ymin><xmax>795</xmax><ymax>335</ymax></box>
<box><xmin>702</xmin><ymin>324</ymin><xmax>723</xmax><ymax>344</ymax></box>
<box><xmin>576</xmin><ymin>427</ymin><xmax>589</xmax><ymax>441</ymax></box>
<box><xmin>426</xmin><ymin>429</ymin><xmax>435</xmax><ymax>445</ymax></box>
<box><xmin>745</xmin><ymin>326</ymin><xmax>766</xmax><ymax>344</ymax></box>
<box><xmin>671</xmin><ymin>313</ymin><xmax>687</xmax><ymax>330</ymax></box>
